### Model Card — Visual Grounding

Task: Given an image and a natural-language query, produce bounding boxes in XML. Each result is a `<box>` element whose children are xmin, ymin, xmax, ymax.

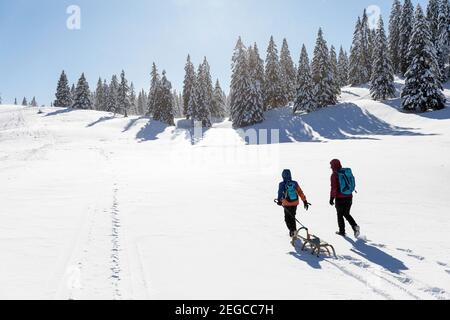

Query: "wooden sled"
<box><xmin>294</xmin><ymin>227</ymin><xmax>337</xmax><ymax>258</ymax></box>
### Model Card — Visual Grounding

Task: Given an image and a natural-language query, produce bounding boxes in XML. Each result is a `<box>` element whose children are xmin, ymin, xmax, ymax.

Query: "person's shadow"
<box><xmin>344</xmin><ymin>238</ymin><xmax>408</xmax><ymax>274</ymax></box>
<box><xmin>288</xmin><ymin>240</ymin><xmax>324</xmax><ymax>269</ymax></box>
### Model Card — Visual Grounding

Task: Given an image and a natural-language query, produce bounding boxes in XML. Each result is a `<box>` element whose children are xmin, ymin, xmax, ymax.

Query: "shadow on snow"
<box><xmin>122</xmin><ymin>116</ymin><xmax>145</xmax><ymax>132</ymax></box>
<box><xmin>288</xmin><ymin>241</ymin><xmax>325</xmax><ymax>270</ymax></box>
<box><xmin>289</xmin><ymin>237</ymin><xmax>408</xmax><ymax>276</ymax></box>
<box><xmin>384</xmin><ymin>96</ymin><xmax>450</xmax><ymax>121</ymax></box>
<box><xmin>86</xmin><ymin>116</ymin><xmax>116</xmax><ymax>128</ymax></box>
<box><xmin>343</xmin><ymin>238</ymin><xmax>408</xmax><ymax>274</ymax></box>
<box><xmin>76</xmin><ymin>98</ymin><xmax>440</xmax><ymax>144</ymax></box>
<box><xmin>239</xmin><ymin>103</ymin><xmax>426</xmax><ymax>145</ymax></box>
<box><xmin>136</xmin><ymin>119</ymin><xmax>170</xmax><ymax>142</ymax></box>
<box><xmin>44</xmin><ymin>108</ymin><xmax>75</xmax><ymax>117</ymax></box>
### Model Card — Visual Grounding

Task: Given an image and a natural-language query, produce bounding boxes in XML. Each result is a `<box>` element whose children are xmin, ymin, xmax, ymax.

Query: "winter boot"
<box><xmin>354</xmin><ymin>226</ymin><xmax>361</xmax><ymax>238</ymax></box>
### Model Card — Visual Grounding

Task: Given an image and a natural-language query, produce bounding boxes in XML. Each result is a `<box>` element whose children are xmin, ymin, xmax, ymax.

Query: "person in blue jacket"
<box><xmin>276</xmin><ymin>170</ymin><xmax>311</xmax><ymax>237</ymax></box>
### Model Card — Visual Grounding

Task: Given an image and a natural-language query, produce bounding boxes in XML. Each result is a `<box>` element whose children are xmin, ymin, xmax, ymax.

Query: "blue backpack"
<box><xmin>285</xmin><ymin>182</ymin><xmax>299</xmax><ymax>202</ymax></box>
<box><xmin>337</xmin><ymin>168</ymin><xmax>356</xmax><ymax>195</ymax></box>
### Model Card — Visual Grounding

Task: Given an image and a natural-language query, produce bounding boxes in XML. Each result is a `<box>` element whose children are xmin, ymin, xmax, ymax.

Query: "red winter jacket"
<box><xmin>330</xmin><ymin>159</ymin><xmax>353</xmax><ymax>199</ymax></box>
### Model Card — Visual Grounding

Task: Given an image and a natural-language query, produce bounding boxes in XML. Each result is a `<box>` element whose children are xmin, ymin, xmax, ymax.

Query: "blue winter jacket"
<box><xmin>277</xmin><ymin>170</ymin><xmax>307</xmax><ymax>206</ymax></box>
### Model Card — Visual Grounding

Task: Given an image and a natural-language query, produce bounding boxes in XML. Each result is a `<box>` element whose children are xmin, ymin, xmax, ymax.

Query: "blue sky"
<box><xmin>0</xmin><ymin>0</ymin><xmax>427</xmax><ymax>105</ymax></box>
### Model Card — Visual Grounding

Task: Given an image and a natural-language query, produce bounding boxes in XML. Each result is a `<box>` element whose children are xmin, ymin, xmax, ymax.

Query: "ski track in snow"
<box><xmin>325</xmin><ymin>259</ymin><xmax>395</xmax><ymax>300</ymax></box>
<box><xmin>339</xmin><ymin>244</ymin><xmax>449</xmax><ymax>300</ymax></box>
<box><xmin>52</xmin><ymin>203</ymin><xmax>94</xmax><ymax>300</ymax></box>
<box><xmin>49</xmin><ymin>145</ymin><xmax>127</xmax><ymax>300</ymax></box>
<box><xmin>48</xmin><ymin>144</ymin><xmax>148</xmax><ymax>300</ymax></box>
<box><xmin>335</xmin><ymin>255</ymin><xmax>421</xmax><ymax>300</ymax></box>
<box><xmin>110</xmin><ymin>185</ymin><xmax>122</xmax><ymax>300</ymax></box>
<box><xmin>293</xmin><ymin>236</ymin><xmax>449</xmax><ymax>300</ymax></box>
<box><xmin>396</xmin><ymin>248</ymin><xmax>425</xmax><ymax>261</ymax></box>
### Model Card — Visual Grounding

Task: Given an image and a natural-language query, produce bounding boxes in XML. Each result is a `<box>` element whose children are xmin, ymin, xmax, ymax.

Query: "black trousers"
<box><xmin>284</xmin><ymin>206</ymin><xmax>298</xmax><ymax>232</ymax></box>
<box><xmin>335</xmin><ymin>198</ymin><xmax>357</xmax><ymax>233</ymax></box>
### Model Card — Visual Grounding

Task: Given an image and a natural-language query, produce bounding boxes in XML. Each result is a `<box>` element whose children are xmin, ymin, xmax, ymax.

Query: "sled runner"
<box><xmin>294</xmin><ymin>227</ymin><xmax>337</xmax><ymax>258</ymax></box>
<box><xmin>274</xmin><ymin>199</ymin><xmax>336</xmax><ymax>258</ymax></box>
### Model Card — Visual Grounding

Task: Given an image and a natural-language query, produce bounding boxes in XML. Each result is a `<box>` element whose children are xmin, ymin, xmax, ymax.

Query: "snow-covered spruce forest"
<box><xmin>17</xmin><ymin>0</ymin><xmax>449</xmax><ymax>128</ymax></box>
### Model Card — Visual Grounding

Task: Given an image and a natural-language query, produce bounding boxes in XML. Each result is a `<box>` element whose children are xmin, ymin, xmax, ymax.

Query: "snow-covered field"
<box><xmin>1</xmin><ymin>82</ymin><xmax>449</xmax><ymax>300</ymax></box>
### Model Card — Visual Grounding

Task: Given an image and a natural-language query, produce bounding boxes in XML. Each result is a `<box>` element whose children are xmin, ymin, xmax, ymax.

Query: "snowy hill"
<box><xmin>1</xmin><ymin>82</ymin><xmax>450</xmax><ymax>300</ymax></box>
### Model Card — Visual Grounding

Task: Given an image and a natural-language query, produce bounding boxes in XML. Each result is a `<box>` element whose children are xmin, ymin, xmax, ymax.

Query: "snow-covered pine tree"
<box><xmin>54</xmin><ymin>70</ymin><xmax>72</xmax><ymax>108</ymax></box>
<box><xmin>211</xmin><ymin>80</ymin><xmax>226</xmax><ymax>119</ymax></box>
<box><xmin>31</xmin><ymin>97</ymin><xmax>38</xmax><ymax>107</ymax></box>
<box><xmin>177</xmin><ymin>90</ymin><xmax>183</xmax><ymax>118</ymax></box>
<box><xmin>367</xmin><ymin>28</ymin><xmax>376</xmax><ymax>79</ymax></box>
<box><xmin>222</xmin><ymin>91</ymin><xmax>229</xmax><ymax>117</ymax></box>
<box><xmin>247</xmin><ymin>43</ymin><xmax>265</xmax><ymax>108</ymax></box>
<box><xmin>389</xmin><ymin>0</ymin><xmax>403</xmax><ymax>75</ymax></box>
<box><xmin>311</xmin><ymin>28</ymin><xmax>338</xmax><ymax>107</ymax></box>
<box><xmin>147</xmin><ymin>63</ymin><xmax>160</xmax><ymax>117</ymax></box>
<box><xmin>94</xmin><ymin>78</ymin><xmax>105</xmax><ymax>111</ymax></box>
<box><xmin>448</xmin><ymin>0</ymin><xmax>450</xmax><ymax>48</ymax></box>
<box><xmin>178</xmin><ymin>91</ymin><xmax>183</xmax><ymax>117</ymax></box>
<box><xmin>117</xmin><ymin>70</ymin><xmax>131</xmax><ymax>117</ymax></box>
<box><xmin>360</xmin><ymin>9</ymin><xmax>371</xmax><ymax>82</ymax></box>
<box><xmin>427</xmin><ymin>0</ymin><xmax>441</xmax><ymax>43</ymax></box>
<box><xmin>187</xmin><ymin>70</ymin><xmax>200</xmax><ymax>123</ymax></box>
<box><xmin>201</xmin><ymin>57</ymin><xmax>214</xmax><ymax>119</ymax></box>
<box><xmin>230</xmin><ymin>38</ymin><xmax>246</xmax><ymax>120</ymax></box>
<box><xmin>136</xmin><ymin>91</ymin><xmax>144</xmax><ymax>116</ymax></box>
<box><xmin>294</xmin><ymin>44</ymin><xmax>317</xmax><ymax>114</ymax></box>
<box><xmin>70</xmin><ymin>84</ymin><xmax>76</xmax><ymax>103</ymax></box>
<box><xmin>337</xmin><ymin>47</ymin><xmax>349</xmax><ymax>87</ymax></box>
<box><xmin>238</xmin><ymin>65</ymin><xmax>265</xmax><ymax>127</ymax></box>
<box><xmin>251</xmin><ymin>43</ymin><xmax>265</xmax><ymax>95</ymax></box>
<box><xmin>264</xmin><ymin>36</ymin><xmax>286</xmax><ymax>109</ymax></box>
<box><xmin>172</xmin><ymin>89</ymin><xmax>182</xmax><ymax>118</ymax></box>
<box><xmin>399</xmin><ymin>0</ymin><xmax>415</xmax><ymax>75</ymax></box>
<box><xmin>402</xmin><ymin>5</ymin><xmax>446</xmax><ymax>112</ymax></box>
<box><xmin>230</xmin><ymin>43</ymin><xmax>264</xmax><ymax>128</ymax></box>
<box><xmin>280</xmin><ymin>38</ymin><xmax>297</xmax><ymax>103</ymax></box>
<box><xmin>141</xmin><ymin>89</ymin><xmax>148</xmax><ymax>115</ymax></box>
<box><xmin>107</xmin><ymin>75</ymin><xmax>118</xmax><ymax>114</ymax></box>
<box><xmin>129</xmin><ymin>82</ymin><xmax>137</xmax><ymax>115</ymax></box>
<box><xmin>370</xmin><ymin>17</ymin><xmax>396</xmax><ymax>101</ymax></box>
<box><xmin>182</xmin><ymin>55</ymin><xmax>195</xmax><ymax>119</ymax></box>
<box><xmin>437</xmin><ymin>0</ymin><xmax>450</xmax><ymax>81</ymax></box>
<box><xmin>90</xmin><ymin>90</ymin><xmax>96</xmax><ymax>110</ymax></box>
<box><xmin>238</xmin><ymin>78</ymin><xmax>265</xmax><ymax>128</ymax></box>
<box><xmin>22</xmin><ymin>97</ymin><xmax>27</xmax><ymax>106</ymax></box>
<box><xmin>72</xmin><ymin>73</ymin><xmax>92</xmax><ymax>110</ymax></box>
<box><xmin>153</xmin><ymin>71</ymin><xmax>175</xmax><ymax>126</ymax></box>
<box><xmin>329</xmin><ymin>45</ymin><xmax>341</xmax><ymax>97</ymax></box>
<box><xmin>349</xmin><ymin>17</ymin><xmax>364</xmax><ymax>86</ymax></box>
<box><xmin>189</xmin><ymin>64</ymin><xmax>212</xmax><ymax>127</ymax></box>
<box><xmin>232</xmin><ymin>37</ymin><xmax>246</xmax><ymax>71</ymax></box>
<box><xmin>14</xmin><ymin>98</ymin><xmax>17</xmax><ymax>105</ymax></box>
<box><xmin>101</xmin><ymin>80</ymin><xmax>109</xmax><ymax>111</ymax></box>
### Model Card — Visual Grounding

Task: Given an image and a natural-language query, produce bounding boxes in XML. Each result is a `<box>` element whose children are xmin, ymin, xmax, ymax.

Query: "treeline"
<box><xmin>224</xmin><ymin>0</ymin><xmax>449</xmax><ymax>128</ymax></box>
<box><xmin>53</xmin><ymin>57</ymin><xmax>228</xmax><ymax>128</ymax></box>
<box><xmin>11</xmin><ymin>97</ymin><xmax>39</xmax><ymax>107</ymax></box>
<box><xmin>51</xmin><ymin>0</ymin><xmax>449</xmax><ymax>128</ymax></box>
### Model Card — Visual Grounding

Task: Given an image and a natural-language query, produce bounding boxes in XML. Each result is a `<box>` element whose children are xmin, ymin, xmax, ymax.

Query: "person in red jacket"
<box><xmin>330</xmin><ymin>159</ymin><xmax>360</xmax><ymax>237</ymax></box>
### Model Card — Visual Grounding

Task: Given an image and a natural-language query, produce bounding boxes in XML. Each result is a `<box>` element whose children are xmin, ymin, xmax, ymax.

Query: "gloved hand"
<box><xmin>329</xmin><ymin>197</ymin><xmax>335</xmax><ymax>206</ymax></box>
<box><xmin>276</xmin><ymin>200</ymin><xmax>282</xmax><ymax>206</ymax></box>
<box><xmin>303</xmin><ymin>200</ymin><xmax>311</xmax><ymax>211</ymax></box>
